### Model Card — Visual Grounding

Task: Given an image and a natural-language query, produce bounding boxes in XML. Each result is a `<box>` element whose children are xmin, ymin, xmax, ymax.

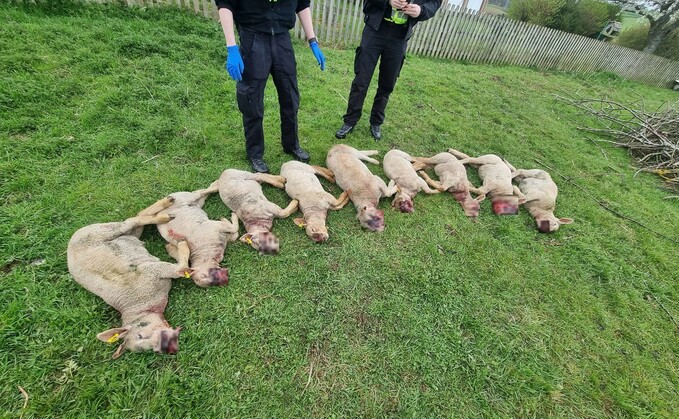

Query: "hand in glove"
<box><xmin>225</xmin><ymin>45</ymin><xmax>244</xmax><ymax>81</ymax></box>
<box><xmin>309</xmin><ymin>40</ymin><xmax>326</xmax><ymax>71</ymax></box>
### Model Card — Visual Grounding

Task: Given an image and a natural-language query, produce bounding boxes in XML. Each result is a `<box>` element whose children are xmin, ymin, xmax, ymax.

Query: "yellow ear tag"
<box><xmin>245</xmin><ymin>237</ymin><xmax>253</xmax><ymax>245</ymax></box>
<box><xmin>107</xmin><ymin>333</ymin><xmax>120</xmax><ymax>344</ymax></box>
<box><xmin>183</xmin><ymin>271</ymin><xmax>192</xmax><ymax>279</ymax></box>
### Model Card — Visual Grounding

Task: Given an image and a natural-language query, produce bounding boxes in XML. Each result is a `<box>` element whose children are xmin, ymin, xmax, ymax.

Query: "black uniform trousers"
<box><xmin>343</xmin><ymin>22</ymin><xmax>408</xmax><ymax>127</ymax></box>
<box><xmin>236</xmin><ymin>29</ymin><xmax>300</xmax><ymax>160</ymax></box>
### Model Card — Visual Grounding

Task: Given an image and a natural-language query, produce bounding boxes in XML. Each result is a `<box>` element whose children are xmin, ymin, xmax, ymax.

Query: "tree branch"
<box><xmin>659</xmin><ymin>0</ymin><xmax>678</xmax><ymax>14</ymax></box>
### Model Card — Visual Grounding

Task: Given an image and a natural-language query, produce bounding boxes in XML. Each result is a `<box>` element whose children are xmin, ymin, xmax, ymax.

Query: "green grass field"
<box><xmin>619</xmin><ymin>10</ymin><xmax>647</xmax><ymax>31</ymax></box>
<box><xmin>1</xmin><ymin>2</ymin><xmax>678</xmax><ymax>417</ymax></box>
<box><xmin>484</xmin><ymin>4</ymin><xmax>507</xmax><ymax>16</ymax></box>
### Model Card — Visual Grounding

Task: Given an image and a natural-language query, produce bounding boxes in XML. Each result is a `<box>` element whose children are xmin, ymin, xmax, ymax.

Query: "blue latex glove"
<box><xmin>225</xmin><ymin>45</ymin><xmax>244</xmax><ymax>81</ymax></box>
<box><xmin>309</xmin><ymin>41</ymin><xmax>326</xmax><ymax>71</ymax></box>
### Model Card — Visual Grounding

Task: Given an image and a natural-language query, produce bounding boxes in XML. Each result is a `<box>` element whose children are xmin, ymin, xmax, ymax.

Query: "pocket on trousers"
<box><xmin>236</xmin><ymin>83</ymin><xmax>252</xmax><ymax>114</ymax></box>
<box><xmin>240</xmin><ymin>33</ymin><xmax>269</xmax><ymax>81</ymax></box>
<box><xmin>239</xmin><ymin>31</ymin><xmax>254</xmax><ymax>56</ymax></box>
<box><xmin>236</xmin><ymin>82</ymin><xmax>264</xmax><ymax>117</ymax></box>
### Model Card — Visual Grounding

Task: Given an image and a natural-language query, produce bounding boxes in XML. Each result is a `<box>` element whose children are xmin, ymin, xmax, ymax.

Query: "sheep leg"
<box><xmin>418</xmin><ymin>171</ymin><xmax>444</xmax><ymax>191</ymax></box>
<box><xmin>513</xmin><ymin>185</ymin><xmax>526</xmax><ymax>200</ymax></box>
<box><xmin>468</xmin><ymin>184</ymin><xmax>489</xmax><ymax>199</ymax></box>
<box><xmin>136</xmin><ymin>196</ymin><xmax>175</xmax><ymax>216</ymax></box>
<box><xmin>418</xmin><ymin>177</ymin><xmax>441</xmax><ymax>194</ymax></box>
<box><xmin>503</xmin><ymin>159</ymin><xmax>517</xmax><ymax>172</ymax></box>
<box><xmin>448</xmin><ymin>149</ymin><xmax>471</xmax><ymax>160</ymax></box>
<box><xmin>359</xmin><ymin>150</ymin><xmax>379</xmax><ymax>156</ymax></box>
<box><xmin>254</xmin><ymin>173</ymin><xmax>286</xmax><ymax>189</ymax></box>
<box><xmin>81</xmin><ymin>215</ymin><xmax>168</xmax><ymax>244</ymax></box>
<box><xmin>377</xmin><ymin>177</ymin><xmax>398</xmax><ymax>197</ymax></box>
<box><xmin>457</xmin><ymin>157</ymin><xmax>488</xmax><ymax>167</ymax></box>
<box><xmin>512</xmin><ymin>169</ymin><xmax>549</xmax><ymax>181</ymax></box>
<box><xmin>273</xmin><ymin>199</ymin><xmax>299</xmax><ymax>218</ymax></box>
<box><xmin>218</xmin><ymin>213</ymin><xmax>240</xmax><ymax>233</ymax></box>
<box><xmin>165</xmin><ymin>242</ymin><xmax>179</xmax><ymax>261</ymax></box>
<box><xmin>352</xmin><ymin>149</ymin><xmax>380</xmax><ymax>165</ymax></box>
<box><xmin>311</xmin><ymin>165</ymin><xmax>336</xmax><ymax>183</ymax></box>
<box><xmin>411</xmin><ymin>158</ymin><xmax>431</xmax><ymax>171</ymax></box>
<box><xmin>330</xmin><ymin>191</ymin><xmax>350</xmax><ymax>210</ymax></box>
<box><xmin>147</xmin><ymin>241</ymin><xmax>191</xmax><ymax>278</ymax></box>
<box><xmin>183</xmin><ymin>187</ymin><xmax>217</xmax><ymax>208</ymax></box>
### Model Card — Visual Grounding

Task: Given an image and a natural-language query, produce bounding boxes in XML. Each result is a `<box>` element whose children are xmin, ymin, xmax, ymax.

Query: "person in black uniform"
<box><xmin>335</xmin><ymin>0</ymin><xmax>441</xmax><ymax>141</ymax></box>
<box><xmin>216</xmin><ymin>0</ymin><xmax>326</xmax><ymax>173</ymax></box>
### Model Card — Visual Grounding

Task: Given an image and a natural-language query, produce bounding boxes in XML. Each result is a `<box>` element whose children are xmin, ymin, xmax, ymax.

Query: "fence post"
<box><xmin>71</xmin><ymin>0</ymin><xmax>679</xmax><ymax>87</ymax></box>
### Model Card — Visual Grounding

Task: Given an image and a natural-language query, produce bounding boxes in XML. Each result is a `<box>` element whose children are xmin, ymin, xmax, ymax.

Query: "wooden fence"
<box><xmin>59</xmin><ymin>0</ymin><xmax>679</xmax><ymax>88</ymax></box>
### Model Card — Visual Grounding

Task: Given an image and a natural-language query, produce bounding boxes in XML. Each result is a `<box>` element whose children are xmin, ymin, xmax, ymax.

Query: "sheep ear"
<box><xmin>293</xmin><ymin>218</ymin><xmax>306</xmax><ymax>227</ymax></box>
<box><xmin>559</xmin><ymin>218</ymin><xmax>574</xmax><ymax>225</ymax></box>
<box><xmin>97</xmin><ymin>327</ymin><xmax>129</xmax><ymax>343</ymax></box>
<box><xmin>518</xmin><ymin>197</ymin><xmax>527</xmax><ymax>204</ymax></box>
<box><xmin>112</xmin><ymin>342</ymin><xmax>127</xmax><ymax>360</ymax></box>
<box><xmin>475</xmin><ymin>194</ymin><xmax>486</xmax><ymax>202</ymax></box>
<box><xmin>239</xmin><ymin>233</ymin><xmax>254</xmax><ymax>244</ymax></box>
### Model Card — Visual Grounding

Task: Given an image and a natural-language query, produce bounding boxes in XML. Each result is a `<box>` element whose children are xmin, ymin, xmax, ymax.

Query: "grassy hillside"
<box><xmin>1</xmin><ymin>2</ymin><xmax>678</xmax><ymax>417</ymax></box>
<box><xmin>619</xmin><ymin>10</ymin><xmax>646</xmax><ymax>30</ymax></box>
<box><xmin>484</xmin><ymin>4</ymin><xmax>507</xmax><ymax>16</ymax></box>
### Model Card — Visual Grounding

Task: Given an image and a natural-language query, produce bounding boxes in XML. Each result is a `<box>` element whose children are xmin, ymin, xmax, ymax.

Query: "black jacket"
<box><xmin>363</xmin><ymin>0</ymin><xmax>442</xmax><ymax>40</ymax></box>
<box><xmin>215</xmin><ymin>0</ymin><xmax>311</xmax><ymax>34</ymax></box>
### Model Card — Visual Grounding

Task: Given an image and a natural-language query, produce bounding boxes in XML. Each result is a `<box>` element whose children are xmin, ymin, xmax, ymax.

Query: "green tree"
<box><xmin>507</xmin><ymin>0</ymin><xmax>565</xmax><ymax>26</ymax></box>
<box><xmin>552</xmin><ymin>0</ymin><xmax>619</xmax><ymax>37</ymax></box>
<box><xmin>508</xmin><ymin>0</ymin><xmax>621</xmax><ymax>38</ymax></box>
<box><xmin>611</xmin><ymin>0</ymin><xmax>679</xmax><ymax>54</ymax></box>
<box><xmin>616</xmin><ymin>24</ymin><xmax>679</xmax><ymax>59</ymax></box>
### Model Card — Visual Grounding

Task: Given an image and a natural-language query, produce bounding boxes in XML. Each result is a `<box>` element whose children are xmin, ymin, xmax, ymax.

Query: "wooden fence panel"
<box><xmin>66</xmin><ymin>0</ymin><xmax>679</xmax><ymax>88</ymax></box>
<box><xmin>499</xmin><ymin>18</ymin><xmax>520</xmax><ymax>65</ymax></box>
<box><xmin>546</xmin><ymin>27</ymin><xmax>569</xmax><ymax>69</ymax></box>
<box><xmin>519</xmin><ymin>21</ymin><xmax>540</xmax><ymax>67</ymax></box>
<box><xmin>534</xmin><ymin>27</ymin><xmax>556</xmax><ymax>68</ymax></box>
<box><xmin>350</xmin><ymin>0</ymin><xmax>363</xmax><ymax>46</ymax></box>
<box><xmin>455</xmin><ymin>9</ymin><xmax>475</xmax><ymax>61</ymax></box>
<box><xmin>424</xmin><ymin>3</ymin><xmax>448</xmax><ymax>56</ymax></box>
<box><xmin>465</xmin><ymin>12</ymin><xmax>486</xmax><ymax>62</ymax></box>
<box><xmin>432</xmin><ymin>5</ymin><xmax>454</xmax><ymax>59</ymax></box>
<box><xmin>560</xmin><ymin>34</ymin><xmax>580</xmax><ymax>72</ymax></box>
<box><xmin>487</xmin><ymin>17</ymin><xmax>511</xmax><ymax>65</ymax></box>
<box><xmin>515</xmin><ymin>22</ymin><xmax>539</xmax><ymax>68</ymax></box>
<box><xmin>473</xmin><ymin>12</ymin><xmax>494</xmax><ymax>63</ymax></box>
<box><xmin>575</xmin><ymin>37</ymin><xmax>599</xmax><ymax>72</ymax></box>
<box><xmin>441</xmin><ymin>7</ymin><xmax>464</xmax><ymax>60</ymax></box>
<box><xmin>508</xmin><ymin>18</ymin><xmax>527</xmax><ymax>65</ymax></box>
<box><xmin>336</xmin><ymin>0</ymin><xmax>349</xmax><ymax>46</ymax></box>
<box><xmin>563</xmin><ymin>33</ymin><xmax>585</xmax><ymax>72</ymax></box>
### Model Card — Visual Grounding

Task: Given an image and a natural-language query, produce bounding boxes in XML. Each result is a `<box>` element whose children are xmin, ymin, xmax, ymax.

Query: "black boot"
<box><xmin>335</xmin><ymin>123</ymin><xmax>354</xmax><ymax>139</ymax></box>
<box><xmin>284</xmin><ymin>146</ymin><xmax>310</xmax><ymax>163</ymax></box>
<box><xmin>370</xmin><ymin>124</ymin><xmax>382</xmax><ymax>141</ymax></box>
<box><xmin>249</xmin><ymin>158</ymin><xmax>270</xmax><ymax>173</ymax></box>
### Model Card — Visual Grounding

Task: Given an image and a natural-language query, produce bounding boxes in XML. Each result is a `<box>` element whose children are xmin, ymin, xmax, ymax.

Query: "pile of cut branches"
<box><xmin>558</xmin><ymin>95</ymin><xmax>679</xmax><ymax>191</ymax></box>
